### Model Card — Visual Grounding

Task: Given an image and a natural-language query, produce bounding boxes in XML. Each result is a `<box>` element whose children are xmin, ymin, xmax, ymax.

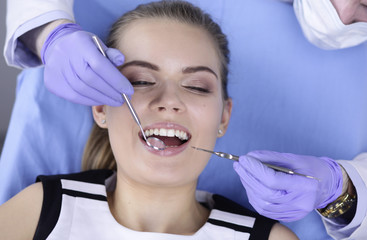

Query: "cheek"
<box><xmin>106</xmin><ymin>107</ymin><xmax>129</xmax><ymax>132</ymax></box>
<box><xmin>105</xmin><ymin>107</ymin><xmax>135</xmax><ymax>154</ymax></box>
<box><xmin>190</xmin><ymin>98</ymin><xmax>224</xmax><ymax>134</ymax></box>
<box><xmin>106</xmin><ymin>104</ymin><xmax>140</xmax><ymax>126</ymax></box>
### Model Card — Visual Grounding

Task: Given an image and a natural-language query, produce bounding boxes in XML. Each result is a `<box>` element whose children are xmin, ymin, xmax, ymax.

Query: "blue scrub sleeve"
<box><xmin>0</xmin><ymin>67</ymin><xmax>93</xmax><ymax>204</ymax></box>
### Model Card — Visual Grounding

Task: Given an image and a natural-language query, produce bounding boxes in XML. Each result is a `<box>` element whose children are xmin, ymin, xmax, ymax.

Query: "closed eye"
<box><xmin>131</xmin><ymin>81</ymin><xmax>155</xmax><ymax>87</ymax></box>
<box><xmin>183</xmin><ymin>86</ymin><xmax>210</xmax><ymax>93</ymax></box>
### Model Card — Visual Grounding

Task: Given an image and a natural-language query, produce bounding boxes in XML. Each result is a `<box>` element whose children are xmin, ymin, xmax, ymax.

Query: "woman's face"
<box><xmin>93</xmin><ymin>18</ymin><xmax>231</xmax><ymax>187</ymax></box>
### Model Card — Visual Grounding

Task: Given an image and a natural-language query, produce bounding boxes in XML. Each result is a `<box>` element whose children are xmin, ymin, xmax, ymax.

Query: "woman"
<box><xmin>0</xmin><ymin>1</ymin><xmax>298</xmax><ymax>239</ymax></box>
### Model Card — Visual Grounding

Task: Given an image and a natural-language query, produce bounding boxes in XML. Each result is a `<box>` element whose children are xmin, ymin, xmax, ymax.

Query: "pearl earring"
<box><xmin>218</xmin><ymin>129</ymin><xmax>223</xmax><ymax>135</ymax></box>
<box><xmin>101</xmin><ymin>119</ymin><xmax>106</xmax><ymax>124</ymax></box>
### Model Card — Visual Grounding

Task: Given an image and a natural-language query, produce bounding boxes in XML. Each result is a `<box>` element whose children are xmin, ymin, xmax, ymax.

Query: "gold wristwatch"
<box><xmin>318</xmin><ymin>192</ymin><xmax>356</xmax><ymax>218</ymax></box>
<box><xmin>317</xmin><ymin>165</ymin><xmax>357</xmax><ymax>218</ymax></box>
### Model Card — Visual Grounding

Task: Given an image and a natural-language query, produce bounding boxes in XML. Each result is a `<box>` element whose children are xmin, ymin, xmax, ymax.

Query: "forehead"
<box><xmin>115</xmin><ymin>18</ymin><xmax>221</xmax><ymax>73</ymax></box>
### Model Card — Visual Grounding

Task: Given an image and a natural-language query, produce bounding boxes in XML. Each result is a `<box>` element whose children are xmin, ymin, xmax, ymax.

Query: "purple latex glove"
<box><xmin>41</xmin><ymin>23</ymin><xmax>133</xmax><ymax>106</ymax></box>
<box><xmin>233</xmin><ymin>150</ymin><xmax>343</xmax><ymax>222</ymax></box>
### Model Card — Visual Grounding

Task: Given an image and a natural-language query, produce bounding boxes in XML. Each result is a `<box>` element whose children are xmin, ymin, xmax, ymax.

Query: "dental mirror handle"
<box><xmin>91</xmin><ymin>35</ymin><xmax>147</xmax><ymax>141</ymax></box>
<box><xmin>92</xmin><ymin>35</ymin><xmax>106</xmax><ymax>57</ymax></box>
<box><xmin>92</xmin><ymin>35</ymin><xmax>164</xmax><ymax>149</ymax></box>
<box><xmin>121</xmin><ymin>93</ymin><xmax>166</xmax><ymax>150</ymax></box>
<box><xmin>121</xmin><ymin>94</ymin><xmax>148</xmax><ymax>141</ymax></box>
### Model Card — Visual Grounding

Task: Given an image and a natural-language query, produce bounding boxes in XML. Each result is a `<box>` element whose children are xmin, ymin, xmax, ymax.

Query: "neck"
<box><xmin>107</xmin><ymin>174</ymin><xmax>209</xmax><ymax>235</ymax></box>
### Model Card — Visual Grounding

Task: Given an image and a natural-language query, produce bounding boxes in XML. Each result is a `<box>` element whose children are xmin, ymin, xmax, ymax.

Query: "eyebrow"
<box><xmin>118</xmin><ymin>60</ymin><xmax>159</xmax><ymax>71</ymax></box>
<box><xmin>119</xmin><ymin>60</ymin><xmax>218</xmax><ymax>79</ymax></box>
<box><xmin>182</xmin><ymin>66</ymin><xmax>218</xmax><ymax>79</ymax></box>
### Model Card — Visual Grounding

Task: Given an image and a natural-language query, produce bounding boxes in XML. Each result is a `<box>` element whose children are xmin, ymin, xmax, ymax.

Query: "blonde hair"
<box><xmin>82</xmin><ymin>0</ymin><xmax>229</xmax><ymax>171</ymax></box>
<box><xmin>82</xmin><ymin>124</ymin><xmax>116</xmax><ymax>170</ymax></box>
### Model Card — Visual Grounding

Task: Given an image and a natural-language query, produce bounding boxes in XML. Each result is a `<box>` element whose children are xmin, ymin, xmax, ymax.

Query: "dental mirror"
<box><xmin>121</xmin><ymin>94</ymin><xmax>166</xmax><ymax>151</ymax></box>
<box><xmin>92</xmin><ymin>35</ymin><xmax>166</xmax><ymax>151</ymax></box>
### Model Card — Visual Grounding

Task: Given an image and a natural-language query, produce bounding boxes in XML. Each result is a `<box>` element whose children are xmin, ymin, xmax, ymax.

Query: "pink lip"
<box><xmin>139</xmin><ymin>122</ymin><xmax>191</xmax><ymax>157</ymax></box>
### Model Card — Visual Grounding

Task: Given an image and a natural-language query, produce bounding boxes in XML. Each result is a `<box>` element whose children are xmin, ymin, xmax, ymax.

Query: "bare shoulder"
<box><xmin>268</xmin><ymin>222</ymin><xmax>299</xmax><ymax>240</ymax></box>
<box><xmin>0</xmin><ymin>182</ymin><xmax>43</xmax><ymax>240</ymax></box>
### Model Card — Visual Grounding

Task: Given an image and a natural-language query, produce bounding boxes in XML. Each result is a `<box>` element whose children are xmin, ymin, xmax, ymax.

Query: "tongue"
<box><xmin>154</xmin><ymin>136</ymin><xmax>183</xmax><ymax>147</ymax></box>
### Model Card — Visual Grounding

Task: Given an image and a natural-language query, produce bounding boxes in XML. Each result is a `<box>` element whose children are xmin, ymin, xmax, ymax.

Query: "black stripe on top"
<box><xmin>249</xmin><ymin>215</ymin><xmax>277</xmax><ymax>240</ymax></box>
<box><xmin>33</xmin><ymin>176</ymin><xmax>62</xmax><ymax>240</ymax></box>
<box><xmin>33</xmin><ymin>170</ymin><xmax>114</xmax><ymax>240</ymax></box>
<box><xmin>52</xmin><ymin>169</ymin><xmax>114</xmax><ymax>184</ymax></box>
<box><xmin>207</xmin><ymin>218</ymin><xmax>253</xmax><ymax>233</ymax></box>
<box><xmin>62</xmin><ymin>189</ymin><xmax>107</xmax><ymax>201</ymax></box>
<box><xmin>211</xmin><ymin>194</ymin><xmax>277</xmax><ymax>240</ymax></box>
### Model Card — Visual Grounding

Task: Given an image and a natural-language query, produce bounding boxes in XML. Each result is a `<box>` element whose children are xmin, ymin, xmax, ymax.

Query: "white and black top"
<box><xmin>34</xmin><ymin>170</ymin><xmax>276</xmax><ymax>239</ymax></box>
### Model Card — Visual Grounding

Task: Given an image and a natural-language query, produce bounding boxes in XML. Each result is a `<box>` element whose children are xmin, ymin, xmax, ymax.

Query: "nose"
<box><xmin>149</xmin><ymin>83</ymin><xmax>185</xmax><ymax>113</ymax></box>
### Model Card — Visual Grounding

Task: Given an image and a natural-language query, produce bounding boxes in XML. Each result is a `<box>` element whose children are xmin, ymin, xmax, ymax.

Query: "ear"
<box><xmin>92</xmin><ymin>105</ymin><xmax>107</xmax><ymax>128</ymax></box>
<box><xmin>218</xmin><ymin>98</ymin><xmax>232</xmax><ymax>137</ymax></box>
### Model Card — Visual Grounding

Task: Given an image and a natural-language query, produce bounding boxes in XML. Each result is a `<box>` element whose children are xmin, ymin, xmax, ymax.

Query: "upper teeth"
<box><xmin>144</xmin><ymin>128</ymin><xmax>189</xmax><ymax>141</ymax></box>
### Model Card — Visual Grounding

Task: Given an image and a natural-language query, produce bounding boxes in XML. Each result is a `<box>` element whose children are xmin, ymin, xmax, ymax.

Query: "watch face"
<box><xmin>318</xmin><ymin>193</ymin><xmax>356</xmax><ymax>218</ymax></box>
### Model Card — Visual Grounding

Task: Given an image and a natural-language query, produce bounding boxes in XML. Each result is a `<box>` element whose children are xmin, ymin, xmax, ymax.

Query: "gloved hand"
<box><xmin>41</xmin><ymin>23</ymin><xmax>133</xmax><ymax>106</ymax></box>
<box><xmin>233</xmin><ymin>150</ymin><xmax>343</xmax><ymax>222</ymax></box>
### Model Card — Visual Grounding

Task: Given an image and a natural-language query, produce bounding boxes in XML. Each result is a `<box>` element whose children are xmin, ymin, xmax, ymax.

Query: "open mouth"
<box><xmin>141</xmin><ymin>128</ymin><xmax>190</xmax><ymax>148</ymax></box>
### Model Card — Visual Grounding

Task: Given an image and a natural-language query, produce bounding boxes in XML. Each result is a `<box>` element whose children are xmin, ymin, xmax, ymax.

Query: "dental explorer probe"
<box><xmin>192</xmin><ymin>147</ymin><xmax>318</xmax><ymax>180</ymax></box>
<box><xmin>92</xmin><ymin>35</ymin><xmax>166</xmax><ymax>151</ymax></box>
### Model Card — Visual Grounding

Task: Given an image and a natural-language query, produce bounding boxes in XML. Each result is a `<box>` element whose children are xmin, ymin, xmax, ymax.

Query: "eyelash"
<box><xmin>183</xmin><ymin>86</ymin><xmax>210</xmax><ymax>93</ymax></box>
<box><xmin>130</xmin><ymin>81</ymin><xmax>155</xmax><ymax>86</ymax></box>
<box><xmin>127</xmin><ymin>75</ymin><xmax>212</xmax><ymax>94</ymax></box>
<box><xmin>131</xmin><ymin>82</ymin><xmax>210</xmax><ymax>93</ymax></box>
